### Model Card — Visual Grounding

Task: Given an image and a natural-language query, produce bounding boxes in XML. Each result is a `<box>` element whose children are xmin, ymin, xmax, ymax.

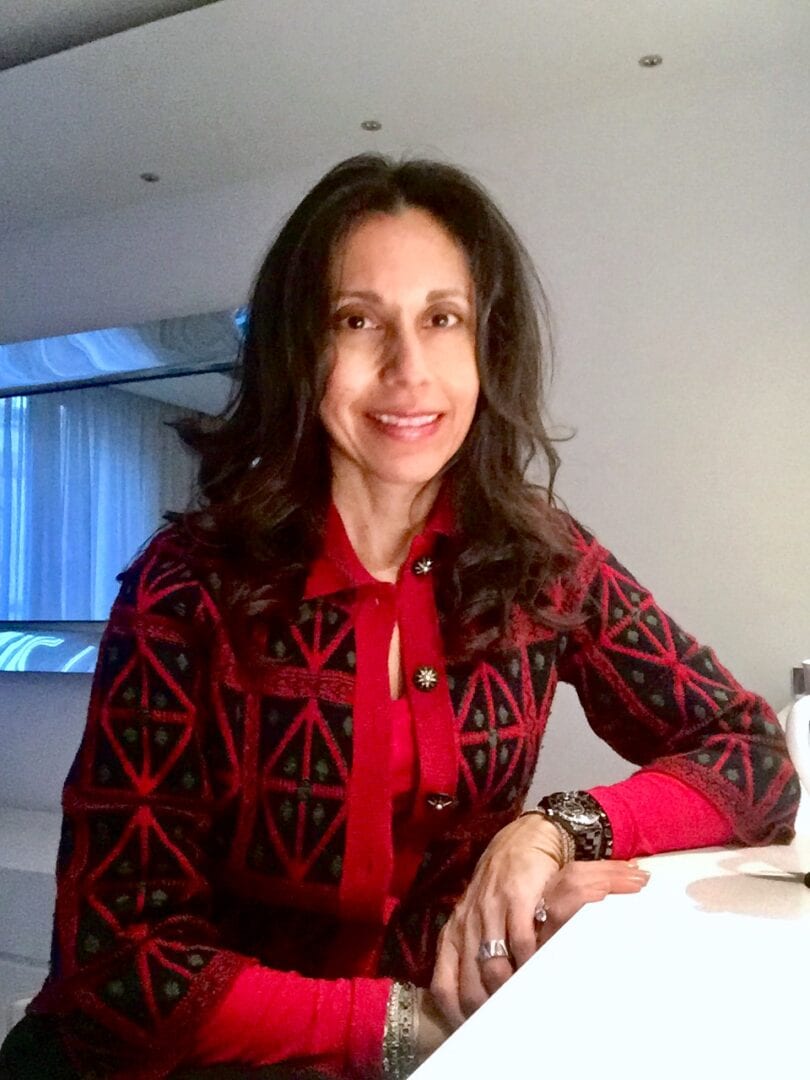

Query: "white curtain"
<box><xmin>0</xmin><ymin>385</ymin><xmax>198</xmax><ymax>620</ymax></box>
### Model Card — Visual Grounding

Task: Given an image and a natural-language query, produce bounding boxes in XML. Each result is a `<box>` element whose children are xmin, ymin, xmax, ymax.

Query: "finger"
<box><xmin>505</xmin><ymin>900</ymin><xmax>539</xmax><ymax>968</ymax></box>
<box><xmin>535</xmin><ymin>916</ymin><xmax>556</xmax><ymax>947</ymax></box>
<box><xmin>539</xmin><ymin>863</ymin><xmax>650</xmax><ymax>937</ymax></box>
<box><xmin>591</xmin><ymin>862</ymin><xmax>650</xmax><ymax>893</ymax></box>
<box><xmin>537</xmin><ymin>891</ymin><xmax>596</xmax><ymax>944</ymax></box>
<box><xmin>541</xmin><ymin>875</ymin><xmax>600</xmax><ymax>929</ymax></box>
<box><xmin>476</xmin><ymin>950</ymin><xmax>513</xmax><ymax>997</ymax></box>
<box><xmin>476</xmin><ymin>914</ymin><xmax>515</xmax><ymax>996</ymax></box>
<box><xmin>561</xmin><ymin>860</ymin><xmax>650</xmax><ymax>891</ymax></box>
<box><xmin>430</xmin><ymin>931</ymin><xmax>467</xmax><ymax>1030</ymax></box>
<box><xmin>535</xmin><ymin>895</ymin><xmax>568</xmax><ymax>946</ymax></box>
<box><xmin>458</xmin><ymin>914</ymin><xmax>492</xmax><ymax>1017</ymax></box>
<box><xmin>606</xmin><ymin>872</ymin><xmax>650</xmax><ymax>893</ymax></box>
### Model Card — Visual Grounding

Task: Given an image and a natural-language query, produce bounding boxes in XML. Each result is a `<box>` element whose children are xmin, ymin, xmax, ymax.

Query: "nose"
<box><xmin>381</xmin><ymin>323</ymin><xmax>431</xmax><ymax>387</ymax></box>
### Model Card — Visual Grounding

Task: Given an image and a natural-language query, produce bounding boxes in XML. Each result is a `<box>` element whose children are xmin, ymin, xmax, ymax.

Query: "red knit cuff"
<box><xmin>589</xmin><ymin>770</ymin><xmax>734</xmax><ymax>859</ymax></box>
<box><xmin>189</xmin><ymin>966</ymin><xmax>393</xmax><ymax>1075</ymax></box>
<box><xmin>344</xmin><ymin>977</ymin><xmax>394</xmax><ymax>1078</ymax></box>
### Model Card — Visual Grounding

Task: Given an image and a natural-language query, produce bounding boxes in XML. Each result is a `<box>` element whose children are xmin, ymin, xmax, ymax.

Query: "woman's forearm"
<box><xmin>187</xmin><ymin>965</ymin><xmax>392</xmax><ymax>1077</ymax></box>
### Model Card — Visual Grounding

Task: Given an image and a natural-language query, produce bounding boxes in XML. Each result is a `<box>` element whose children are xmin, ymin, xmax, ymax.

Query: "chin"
<box><xmin>371</xmin><ymin>458</ymin><xmax>450</xmax><ymax>488</ymax></box>
<box><xmin>375</xmin><ymin>469</ymin><xmax>443</xmax><ymax>488</ymax></box>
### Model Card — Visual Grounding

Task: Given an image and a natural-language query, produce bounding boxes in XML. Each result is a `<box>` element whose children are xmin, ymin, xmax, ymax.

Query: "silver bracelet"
<box><xmin>519</xmin><ymin>808</ymin><xmax>576</xmax><ymax>864</ymax></box>
<box><xmin>382</xmin><ymin>981</ymin><xmax>419</xmax><ymax>1079</ymax></box>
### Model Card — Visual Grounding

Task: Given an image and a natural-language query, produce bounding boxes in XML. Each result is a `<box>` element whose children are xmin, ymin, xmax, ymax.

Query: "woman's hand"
<box><xmin>415</xmin><ymin>987</ymin><xmax>455</xmax><ymax>1065</ymax></box>
<box><xmin>429</xmin><ymin>814</ymin><xmax>566</xmax><ymax>1028</ymax></box>
<box><xmin>430</xmin><ymin>815</ymin><xmax>650</xmax><ymax>1029</ymax></box>
<box><xmin>535</xmin><ymin>857</ymin><xmax>650</xmax><ymax>946</ymax></box>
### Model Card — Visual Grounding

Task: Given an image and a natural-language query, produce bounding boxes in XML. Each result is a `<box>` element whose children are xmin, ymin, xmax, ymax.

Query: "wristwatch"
<box><xmin>537</xmin><ymin>791</ymin><xmax>613</xmax><ymax>860</ymax></box>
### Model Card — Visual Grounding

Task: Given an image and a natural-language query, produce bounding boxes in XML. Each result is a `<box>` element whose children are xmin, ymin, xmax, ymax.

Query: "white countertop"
<box><xmin>413</xmin><ymin>832</ymin><xmax>810</xmax><ymax>1080</ymax></box>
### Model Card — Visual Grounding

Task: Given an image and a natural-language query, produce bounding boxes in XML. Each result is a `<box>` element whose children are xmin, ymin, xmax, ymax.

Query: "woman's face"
<box><xmin>320</xmin><ymin>207</ymin><xmax>479</xmax><ymax>494</ymax></box>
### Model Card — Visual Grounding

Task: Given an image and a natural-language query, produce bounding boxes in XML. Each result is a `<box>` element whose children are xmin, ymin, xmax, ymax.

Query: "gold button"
<box><xmin>413</xmin><ymin>666</ymin><xmax>439</xmax><ymax>692</ymax></box>
<box><xmin>412</xmin><ymin>556</ymin><xmax>434</xmax><ymax>576</ymax></box>
<box><xmin>426</xmin><ymin>793</ymin><xmax>456</xmax><ymax>811</ymax></box>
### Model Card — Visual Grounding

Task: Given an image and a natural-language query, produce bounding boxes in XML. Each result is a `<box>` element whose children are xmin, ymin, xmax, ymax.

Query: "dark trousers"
<box><xmin>0</xmin><ymin>1015</ymin><xmax>335</xmax><ymax>1079</ymax></box>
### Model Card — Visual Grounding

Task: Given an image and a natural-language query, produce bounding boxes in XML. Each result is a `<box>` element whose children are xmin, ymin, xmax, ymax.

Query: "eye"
<box><xmin>428</xmin><ymin>311</ymin><xmax>461</xmax><ymax>329</ymax></box>
<box><xmin>333</xmin><ymin>310</ymin><xmax>381</xmax><ymax>332</ymax></box>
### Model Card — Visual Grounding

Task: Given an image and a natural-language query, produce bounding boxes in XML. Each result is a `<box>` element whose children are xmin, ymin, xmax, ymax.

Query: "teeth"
<box><xmin>373</xmin><ymin>413</ymin><xmax>439</xmax><ymax>428</ymax></box>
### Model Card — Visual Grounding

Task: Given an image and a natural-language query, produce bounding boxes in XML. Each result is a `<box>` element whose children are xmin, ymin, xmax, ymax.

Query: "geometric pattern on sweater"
<box><xmin>246</xmin><ymin>597</ymin><xmax>356</xmax><ymax>887</ymax></box>
<box><xmin>248</xmin><ymin>690</ymin><xmax>353</xmax><ymax>885</ymax></box>
<box><xmin>379</xmin><ymin>524</ymin><xmax>801</xmax><ymax>986</ymax></box>
<box><xmin>36</xmin><ymin>548</ymin><xmax>251</xmax><ymax>1078</ymax></box>
<box><xmin>379</xmin><ymin>642</ymin><xmax>561</xmax><ymax>984</ymax></box>
<box><xmin>446</xmin><ymin>636</ymin><xmax>558</xmax><ymax>814</ymax></box>
<box><xmin>41</xmin><ymin>547</ymin><xmax>320</xmax><ymax>1071</ymax></box>
<box><xmin>380</xmin><ymin>835</ymin><xmax>477</xmax><ymax>986</ymax></box>
<box><xmin>29</xmin><ymin>518</ymin><xmax>799</xmax><ymax>1077</ymax></box>
<box><xmin>556</xmin><ymin>528</ymin><xmax>801</xmax><ymax>842</ymax></box>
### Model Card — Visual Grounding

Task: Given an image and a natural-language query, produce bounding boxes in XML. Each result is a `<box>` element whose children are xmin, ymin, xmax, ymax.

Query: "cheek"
<box><xmin>319</xmin><ymin>362</ymin><xmax>367</xmax><ymax>434</ymax></box>
<box><xmin>319</xmin><ymin>386</ymin><xmax>346</xmax><ymax>438</ymax></box>
<box><xmin>456</xmin><ymin>370</ymin><xmax>480</xmax><ymax>439</ymax></box>
<box><xmin>318</xmin><ymin>367</ymin><xmax>344</xmax><ymax>434</ymax></box>
<box><xmin>459</xmin><ymin>393</ymin><xmax>479</xmax><ymax>438</ymax></box>
<box><xmin>449</xmin><ymin>356</ymin><xmax>480</xmax><ymax>416</ymax></box>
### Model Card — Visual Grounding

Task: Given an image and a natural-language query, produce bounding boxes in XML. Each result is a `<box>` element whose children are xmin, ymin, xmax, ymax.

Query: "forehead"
<box><xmin>330</xmin><ymin>207</ymin><xmax>472</xmax><ymax>291</ymax></box>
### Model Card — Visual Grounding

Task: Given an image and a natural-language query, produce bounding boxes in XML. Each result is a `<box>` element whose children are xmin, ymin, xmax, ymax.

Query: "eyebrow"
<box><xmin>333</xmin><ymin>288</ymin><xmax>471</xmax><ymax>304</ymax></box>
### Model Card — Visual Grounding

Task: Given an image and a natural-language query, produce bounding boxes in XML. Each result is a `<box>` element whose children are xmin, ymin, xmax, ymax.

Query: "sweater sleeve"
<box><xmin>588</xmin><ymin>770</ymin><xmax>734</xmax><ymax>858</ymax></box>
<box><xmin>554</xmin><ymin>519</ymin><xmax>800</xmax><ymax>852</ymax></box>
<box><xmin>188</xmin><ymin>965</ymin><xmax>390</xmax><ymax>1076</ymax></box>
<box><xmin>28</xmin><ymin>538</ymin><xmax>389</xmax><ymax>1080</ymax></box>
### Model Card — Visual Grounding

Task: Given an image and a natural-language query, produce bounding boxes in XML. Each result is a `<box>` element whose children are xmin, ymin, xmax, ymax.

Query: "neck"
<box><xmin>330</xmin><ymin>467</ymin><xmax>441</xmax><ymax>582</ymax></box>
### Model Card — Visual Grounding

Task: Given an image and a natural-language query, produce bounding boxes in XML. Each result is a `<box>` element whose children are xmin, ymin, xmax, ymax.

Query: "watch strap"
<box><xmin>537</xmin><ymin>790</ymin><xmax>614</xmax><ymax>861</ymax></box>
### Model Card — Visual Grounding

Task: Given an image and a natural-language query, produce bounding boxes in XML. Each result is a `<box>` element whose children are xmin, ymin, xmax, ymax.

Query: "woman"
<box><xmin>2</xmin><ymin>154</ymin><xmax>798</xmax><ymax>1079</ymax></box>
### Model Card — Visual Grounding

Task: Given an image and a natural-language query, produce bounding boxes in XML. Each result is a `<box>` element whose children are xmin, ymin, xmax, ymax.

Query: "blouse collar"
<box><xmin>303</xmin><ymin>486</ymin><xmax>453</xmax><ymax>599</ymax></box>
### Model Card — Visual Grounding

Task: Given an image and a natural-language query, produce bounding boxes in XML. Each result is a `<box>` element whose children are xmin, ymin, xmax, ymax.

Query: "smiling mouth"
<box><xmin>369</xmin><ymin>412</ymin><xmax>441</xmax><ymax>428</ymax></box>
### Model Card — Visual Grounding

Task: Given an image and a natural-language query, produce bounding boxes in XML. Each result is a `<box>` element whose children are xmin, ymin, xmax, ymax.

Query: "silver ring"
<box><xmin>534</xmin><ymin>900</ymin><xmax>548</xmax><ymax>924</ymax></box>
<box><xmin>477</xmin><ymin>938</ymin><xmax>511</xmax><ymax>962</ymax></box>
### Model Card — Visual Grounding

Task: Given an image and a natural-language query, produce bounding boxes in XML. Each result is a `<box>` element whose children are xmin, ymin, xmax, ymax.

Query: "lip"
<box><xmin>366</xmin><ymin>410</ymin><xmax>444</xmax><ymax>441</ymax></box>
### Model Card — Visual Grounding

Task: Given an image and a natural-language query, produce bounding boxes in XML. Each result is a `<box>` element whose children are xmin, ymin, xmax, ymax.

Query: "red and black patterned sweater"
<box><xmin>28</xmin><ymin>504</ymin><xmax>799</xmax><ymax>1078</ymax></box>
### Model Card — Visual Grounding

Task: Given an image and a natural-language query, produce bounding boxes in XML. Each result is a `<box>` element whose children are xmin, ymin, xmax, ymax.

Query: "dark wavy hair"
<box><xmin>173</xmin><ymin>153</ymin><xmax>584</xmax><ymax>658</ymax></box>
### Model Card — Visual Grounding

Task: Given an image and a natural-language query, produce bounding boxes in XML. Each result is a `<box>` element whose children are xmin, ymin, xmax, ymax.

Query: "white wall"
<box><xmin>487</xmin><ymin>68</ymin><xmax>810</xmax><ymax>717</ymax></box>
<box><xmin>1</xmin><ymin>63</ymin><xmax>808</xmax><ymax>796</ymax></box>
<box><xmin>0</xmin><ymin>674</ymin><xmax>90</xmax><ymax>1024</ymax></box>
<box><xmin>0</xmin><ymin>673</ymin><xmax>91</xmax><ymax>810</ymax></box>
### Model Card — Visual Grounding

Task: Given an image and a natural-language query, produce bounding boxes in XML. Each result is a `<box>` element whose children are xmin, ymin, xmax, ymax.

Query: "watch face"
<box><xmin>558</xmin><ymin>794</ymin><xmax>599</xmax><ymax>827</ymax></box>
<box><xmin>570</xmin><ymin>810</ymin><xmax>599</xmax><ymax>826</ymax></box>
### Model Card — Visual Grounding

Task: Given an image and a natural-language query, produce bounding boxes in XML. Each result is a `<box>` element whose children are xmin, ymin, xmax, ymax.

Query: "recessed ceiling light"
<box><xmin>140</xmin><ymin>172</ymin><xmax>160</xmax><ymax>183</ymax></box>
<box><xmin>638</xmin><ymin>54</ymin><xmax>663</xmax><ymax>68</ymax></box>
<box><xmin>360</xmin><ymin>120</ymin><xmax>382</xmax><ymax>131</ymax></box>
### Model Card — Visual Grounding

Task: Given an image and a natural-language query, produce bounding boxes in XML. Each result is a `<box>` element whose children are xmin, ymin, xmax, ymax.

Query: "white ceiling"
<box><xmin>2</xmin><ymin>0</ymin><xmax>808</xmax><ymax>238</ymax></box>
<box><xmin>0</xmin><ymin>0</ymin><xmax>218</xmax><ymax>69</ymax></box>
